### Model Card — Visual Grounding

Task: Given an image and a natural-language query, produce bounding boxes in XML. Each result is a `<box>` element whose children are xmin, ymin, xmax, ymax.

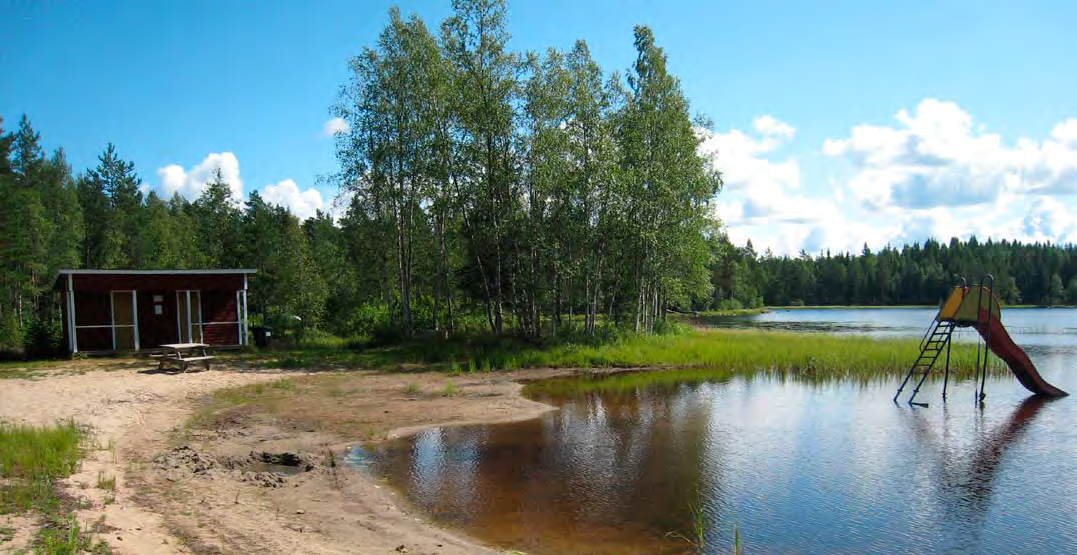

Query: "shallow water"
<box><xmin>348</xmin><ymin>309</ymin><xmax>1077</xmax><ymax>554</ymax></box>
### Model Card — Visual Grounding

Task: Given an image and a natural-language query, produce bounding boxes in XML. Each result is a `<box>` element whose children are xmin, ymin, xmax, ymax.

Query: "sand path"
<box><xmin>0</xmin><ymin>362</ymin><xmax>557</xmax><ymax>554</ymax></box>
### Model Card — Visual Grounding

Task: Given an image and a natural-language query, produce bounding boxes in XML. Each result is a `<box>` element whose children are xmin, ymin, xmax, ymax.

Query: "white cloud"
<box><xmin>156</xmin><ymin>152</ymin><xmax>243</xmax><ymax>201</ymax></box>
<box><xmin>1019</xmin><ymin>196</ymin><xmax>1077</xmax><ymax>244</ymax></box>
<box><xmin>698</xmin><ymin>117</ymin><xmax>800</xmax><ymax>195</ymax></box>
<box><xmin>754</xmin><ymin>115</ymin><xmax>796</xmax><ymax>139</ymax></box>
<box><xmin>700</xmin><ymin>117</ymin><xmax>836</xmax><ymax>228</ymax></box>
<box><xmin>322</xmin><ymin>117</ymin><xmax>350</xmax><ymax>137</ymax></box>
<box><xmin>825</xmin><ymin>99</ymin><xmax>1077</xmax><ymax>209</ymax></box>
<box><xmin>1051</xmin><ymin>119</ymin><xmax>1077</xmax><ymax>146</ymax></box>
<box><xmin>702</xmin><ymin>117</ymin><xmax>858</xmax><ymax>255</ymax></box>
<box><xmin>261</xmin><ymin>179</ymin><xmax>325</xmax><ymax>221</ymax></box>
<box><xmin>706</xmin><ymin>104</ymin><xmax>1077</xmax><ymax>257</ymax></box>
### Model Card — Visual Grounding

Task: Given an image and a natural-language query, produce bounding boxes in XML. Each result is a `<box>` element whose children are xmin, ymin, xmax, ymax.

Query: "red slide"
<box><xmin>974</xmin><ymin>312</ymin><xmax>1068</xmax><ymax>398</ymax></box>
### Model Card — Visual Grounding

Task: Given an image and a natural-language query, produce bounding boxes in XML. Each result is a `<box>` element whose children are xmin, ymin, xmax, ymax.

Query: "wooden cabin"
<box><xmin>55</xmin><ymin>269</ymin><xmax>255</xmax><ymax>354</ymax></box>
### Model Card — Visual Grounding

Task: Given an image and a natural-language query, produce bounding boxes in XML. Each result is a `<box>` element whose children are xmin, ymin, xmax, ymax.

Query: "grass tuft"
<box><xmin>96</xmin><ymin>471</ymin><xmax>116</xmax><ymax>492</ymax></box>
<box><xmin>0</xmin><ymin>420</ymin><xmax>110</xmax><ymax>553</ymax></box>
<box><xmin>666</xmin><ymin>491</ymin><xmax>707</xmax><ymax>551</ymax></box>
<box><xmin>0</xmin><ymin>420</ymin><xmax>82</xmax><ymax>512</ymax></box>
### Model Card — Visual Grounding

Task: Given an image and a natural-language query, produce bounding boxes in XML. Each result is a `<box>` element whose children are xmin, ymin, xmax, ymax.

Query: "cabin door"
<box><xmin>176</xmin><ymin>290</ymin><xmax>203</xmax><ymax>343</ymax></box>
<box><xmin>110</xmin><ymin>291</ymin><xmax>139</xmax><ymax>350</ymax></box>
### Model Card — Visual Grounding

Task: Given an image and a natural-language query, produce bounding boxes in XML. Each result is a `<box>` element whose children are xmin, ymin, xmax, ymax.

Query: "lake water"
<box><xmin>348</xmin><ymin>308</ymin><xmax>1077</xmax><ymax>554</ymax></box>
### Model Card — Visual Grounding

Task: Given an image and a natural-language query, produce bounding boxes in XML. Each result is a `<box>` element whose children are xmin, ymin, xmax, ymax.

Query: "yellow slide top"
<box><xmin>938</xmin><ymin>285</ymin><xmax>1003</xmax><ymax>324</ymax></box>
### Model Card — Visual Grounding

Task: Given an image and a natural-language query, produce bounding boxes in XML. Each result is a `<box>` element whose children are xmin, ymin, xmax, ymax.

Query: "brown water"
<box><xmin>347</xmin><ymin>310</ymin><xmax>1077</xmax><ymax>554</ymax></box>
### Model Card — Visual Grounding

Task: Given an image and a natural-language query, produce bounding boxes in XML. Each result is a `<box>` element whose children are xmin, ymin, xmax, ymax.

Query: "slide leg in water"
<box><xmin>974</xmin><ymin>314</ymin><xmax>1068</xmax><ymax>398</ymax></box>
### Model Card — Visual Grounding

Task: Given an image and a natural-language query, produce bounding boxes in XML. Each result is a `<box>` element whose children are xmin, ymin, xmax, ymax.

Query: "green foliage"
<box><xmin>0</xmin><ymin>420</ymin><xmax>82</xmax><ymax>513</ymax></box>
<box><xmin>35</xmin><ymin>512</ymin><xmax>112</xmax><ymax>554</ymax></box>
<box><xmin>23</xmin><ymin>313</ymin><xmax>63</xmax><ymax>359</ymax></box>
<box><xmin>332</xmin><ymin>2</ymin><xmax>719</xmax><ymax>341</ymax></box>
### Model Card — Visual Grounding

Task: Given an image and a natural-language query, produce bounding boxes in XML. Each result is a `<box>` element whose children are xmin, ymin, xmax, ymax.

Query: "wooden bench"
<box><xmin>158</xmin><ymin>343</ymin><xmax>215</xmax><ymax>372</ymax></box>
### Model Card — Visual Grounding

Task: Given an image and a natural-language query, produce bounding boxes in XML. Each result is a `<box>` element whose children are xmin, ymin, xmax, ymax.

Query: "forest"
<box><xmin>2</xmin><ymin>0</ymin><xmax>1075</xmax><ymax>356</ymax></box>
<box><xmin>708</xmin><ymin>237</ymin><xmax>1077</xmax><ymax>310</ymax></box>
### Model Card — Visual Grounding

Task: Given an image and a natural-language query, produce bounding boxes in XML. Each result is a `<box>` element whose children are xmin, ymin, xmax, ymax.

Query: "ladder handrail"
<box><xmin>919</xmin><ymin>312</ymin><xmax>948</xmax><ymax>352</ymax></box>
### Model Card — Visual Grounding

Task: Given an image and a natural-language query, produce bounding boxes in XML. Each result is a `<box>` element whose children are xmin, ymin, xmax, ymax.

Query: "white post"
<box><xmin>131</xmin><ymin>290</ymin><xmax>140</xmax><ymax>351</ymax></box>
<box><xmin>236</xmin><ymin>290</ymin><xmax>242</xmax><ymax>346</ymax></box>
<box><xmin>242</xmin><ymin>290</ymin><xmax>248</xmax><ymax>345</ymax></box>
<box><xmin>175</xmin><ymin>291</ymin><xmax>183</xmax><ymax>343</ymax></box>
<box><xmin>242</xmin><ymin>274</ymin><xmax>249</xmax><ymax>346</ymax></box>
<box><xmin>185</xmin><ymin>291</ymin><xmax>193</xmax><ymax>344</ymax></box>
<box><xmin>109</xmin><ymin>291</ymin><xmax>117</xmax><ymax>351</ymax></box>
<box><xmin>67</xmin><ymin>274</ymin><xmax>78</xmax><ymax>353</ymax></box>
<box><xmin>194</xmin><ymin>291</ymin><xmax>203</xmax><ymax>343</ymax></box>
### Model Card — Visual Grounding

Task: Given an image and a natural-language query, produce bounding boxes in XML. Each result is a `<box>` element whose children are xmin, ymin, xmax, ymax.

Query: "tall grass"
<box><xmin>528</xmin><ymin>328</ymin><xmax>992</xmax><ymax>377</ymax></box>
<box><xmin>240</xmin><ymin>324</ymin><xmax>997</xmax><ymax>380</ymax></box>
<box><xmin>0</xmin><ymin>420</ymin><xmax>82</xmax><ymax>512</ymax></box>
<box><xmin>666</xmin><ymin>492</ymin><xmax>708</xmax><ymax>551</ymax></box>
<box><xmin>0</xmin><ymin>420</ymin><xmax>108</xmax><ymax>553</ymax></box>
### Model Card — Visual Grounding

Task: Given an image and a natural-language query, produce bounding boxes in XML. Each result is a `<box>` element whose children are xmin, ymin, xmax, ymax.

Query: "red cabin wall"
<box><xmin>138</xmin><ymin>291</ymin><xmax>177</xmax><ymax>347</ymax></box>
<box><xmin>62</xmin><ymin>273</ymin><xmax>248</xmax><ymax>352</ymax></box>
<box><xmin>200</xmin><ymin>290</ymin><xmax>239</xmax><ymax>346</ymax></box>
<box><xmin>73</xmin><ymin>292</ymin><xmax>113</xmax><ymax>351</ymax></box>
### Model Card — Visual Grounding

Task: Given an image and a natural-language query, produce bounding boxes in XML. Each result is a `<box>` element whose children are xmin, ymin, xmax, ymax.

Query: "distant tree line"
<box><xmin>704</xmin><ymin>237</ymin><xmax>1077</xmax><ymax>310</ymax></box>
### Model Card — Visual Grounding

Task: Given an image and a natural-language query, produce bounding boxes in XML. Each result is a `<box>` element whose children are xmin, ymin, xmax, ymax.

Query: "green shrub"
<box><xmin>24</xmin><ymin>313</ymin><xmax>64</xmax><ymax>359</ymax></box>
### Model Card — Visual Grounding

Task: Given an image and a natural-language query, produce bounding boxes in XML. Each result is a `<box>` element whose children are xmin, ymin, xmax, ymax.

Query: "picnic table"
<box><xmin>155</xmin><ymin>343</ymin><xmax>215</xmax><ymax>372</ymax></box>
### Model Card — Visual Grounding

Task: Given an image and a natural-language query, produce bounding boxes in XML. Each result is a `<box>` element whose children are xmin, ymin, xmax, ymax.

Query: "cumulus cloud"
<box><xmin>824</xmin><ymin>99</ymin><xmax>1077</xmax><ymax>209</ymax></box>
<box><xmin>322</xmin><ymin>117</ymin><xmax>350</xmax><ymax>137</ymax></box>
<box><xmin>699</xmin><ymin>117</ymin><xmax>840</xmax><ymax>230</ymax></box>
<box><xmin>157</xmin><ymin>152</ymin><xmax>243</xmax><ymax>201</ymax></box>
<box><xmin>1020</xmin><ymin>196</ymin><xmax>1077</xmax><ymax>244</ymax></box>
<box><xmin>699</xmin><ymin>116</ymin><xmax>800</xmax><ymax>194</ymax></box>
<box><xmin>708</xmin><ymin>104</ymin><xmax>1077</xmax><ymax>257</ymax></box>
<box><xmin>261</xmin><ymin>179</ymin><xmax>325</xmax><ymax>221</ymax></box>
<box><xmin>754</xmin><ymin>115</ymin><xmax>796</xmax><ymax>139</ymax></box>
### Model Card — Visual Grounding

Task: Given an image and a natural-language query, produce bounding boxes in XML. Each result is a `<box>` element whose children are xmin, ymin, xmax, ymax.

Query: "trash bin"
<box><xmin>251</xmin><ymin>326</ymin><xmax>272</xmax><ymax>348</ymax></box>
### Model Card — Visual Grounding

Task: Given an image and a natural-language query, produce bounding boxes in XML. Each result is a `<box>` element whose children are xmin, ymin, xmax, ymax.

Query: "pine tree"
<box><xmin>82</xmin><ymin>144</ymin><xmax>141</xmax><ymax>268</ymax></box>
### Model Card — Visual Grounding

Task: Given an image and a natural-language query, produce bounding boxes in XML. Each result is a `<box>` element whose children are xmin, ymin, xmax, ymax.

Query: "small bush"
<box><xmin>24</xmin><ymin>313</ymin><xmax>64</xmax><ymax>359</ymax></box>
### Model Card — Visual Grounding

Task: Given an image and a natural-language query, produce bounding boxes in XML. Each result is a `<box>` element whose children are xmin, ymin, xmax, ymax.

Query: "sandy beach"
<box><xmin>0</xmin><ymin>360</ymin><xmax>571</xmax><ymax>554</ymax></box>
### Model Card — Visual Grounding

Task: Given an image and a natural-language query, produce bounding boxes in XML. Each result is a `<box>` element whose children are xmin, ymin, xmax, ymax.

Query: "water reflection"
<box><xmin>899</xmin><ymin>397</ymin><xmax>1050</xmax><ymax>553</ymax></box>
<box><xmin>350</xmin><ymin>308</ymin><xmax>1076</xmax><ymax>554</ymax></box>
<box><xmin>352</xmin><ymin>373</ymin><xmax>1076</xmax><ymax>555</ymax></box>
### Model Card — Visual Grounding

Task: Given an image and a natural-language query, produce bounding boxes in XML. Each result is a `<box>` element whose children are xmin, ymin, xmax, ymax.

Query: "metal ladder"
<box><xmin>893</xmin><ymin>319</ymin><xmax>955</xmax><ymax>406</ymax></box>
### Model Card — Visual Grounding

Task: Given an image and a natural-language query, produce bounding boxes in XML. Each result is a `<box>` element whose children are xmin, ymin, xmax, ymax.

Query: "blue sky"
<box><xmin>3</xmin><ymin>1</ymin><xmax>1076</xmax><ymax>255</ymax></box>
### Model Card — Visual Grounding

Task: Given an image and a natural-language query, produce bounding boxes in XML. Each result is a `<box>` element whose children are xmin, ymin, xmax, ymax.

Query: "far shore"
<box><xmin>766</xmin><ymin>304</ymin><xmax>1074</xmax><ymax>310</ymax></box>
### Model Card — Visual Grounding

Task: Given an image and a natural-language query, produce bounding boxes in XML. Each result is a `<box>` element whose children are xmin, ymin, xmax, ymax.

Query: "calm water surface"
<box><xmin>349</xmin><ymin>309</ymin><xmax>1077</xmax><ymax>554</ymax></box>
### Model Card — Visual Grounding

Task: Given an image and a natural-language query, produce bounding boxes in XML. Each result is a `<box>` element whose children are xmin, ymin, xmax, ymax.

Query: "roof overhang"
<box><xmin>54</xmin><ymin>269</ymin><xmax>257</xmax><ymax>289</ymax></box>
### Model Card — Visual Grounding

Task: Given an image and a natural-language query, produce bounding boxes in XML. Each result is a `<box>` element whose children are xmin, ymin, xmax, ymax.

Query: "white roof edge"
<box><xmin>57</xmin><ymin>269</ymin><xmax>258</xmax><ymax>275</ymax></box>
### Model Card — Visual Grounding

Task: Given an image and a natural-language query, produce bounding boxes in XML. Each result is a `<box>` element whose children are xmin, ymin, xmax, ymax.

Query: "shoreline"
<box><xmin>0</xmin><ymin>324</ymin><xmax>1011</xmax><ymax>553</ymax></box>
<box><xmin>0</xmin><ymin>361</ymin><xmax>607</xmax><ymax>554</ymax></box>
